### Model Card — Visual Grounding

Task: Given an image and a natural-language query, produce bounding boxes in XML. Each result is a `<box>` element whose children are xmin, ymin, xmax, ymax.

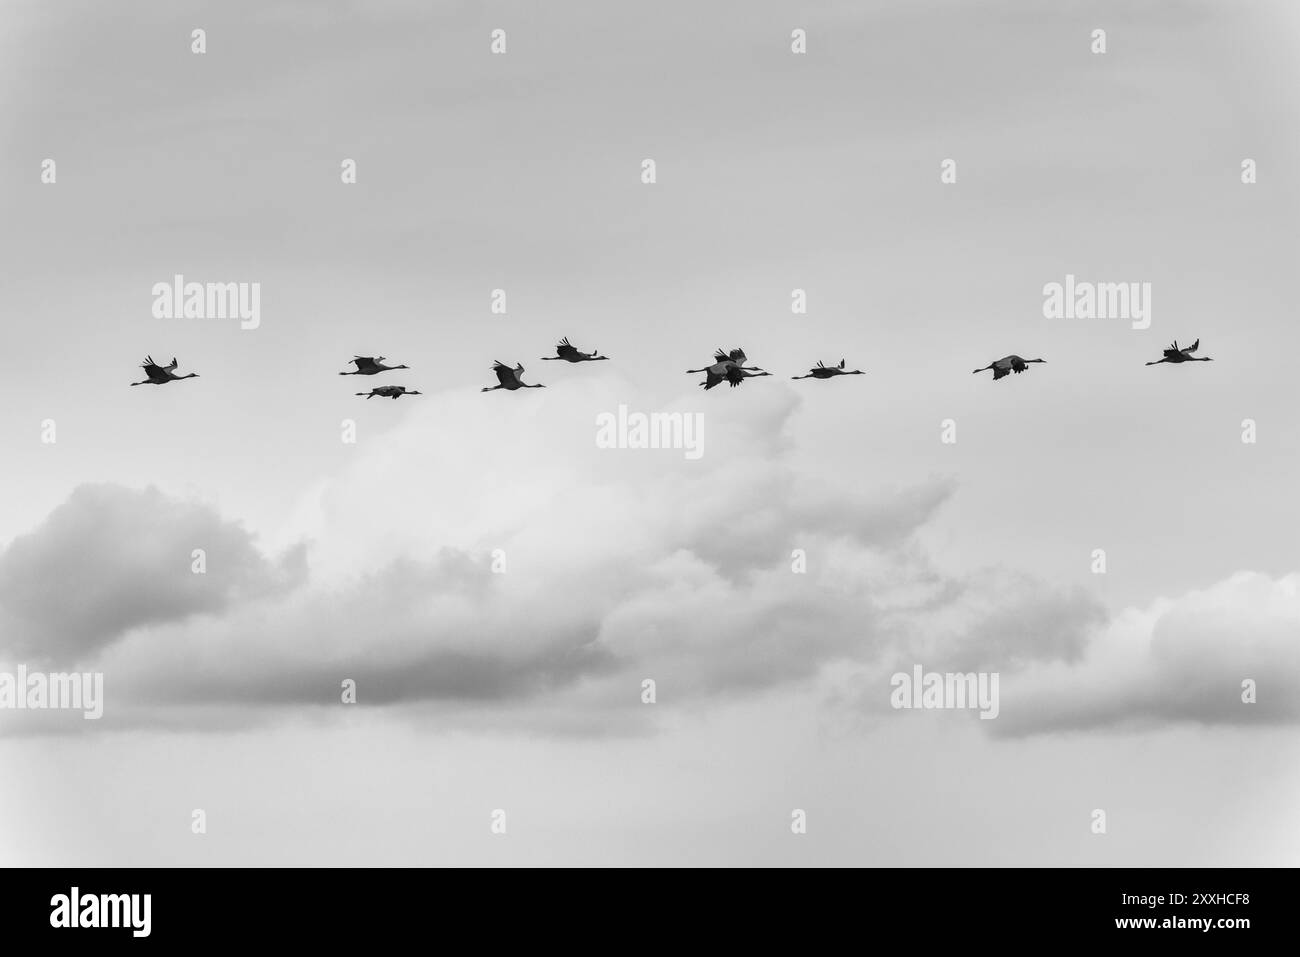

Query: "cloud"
<box><xmin>0</xmin><ymin>378</ymin><xmax>977</xmax><ymax>733</ymax></box>
<box><xmin>11</xmin><ymin>378</ymin><xmax>1283</xmax><ymax>742</ymax></box>
<box><xmin>989</xmin><ymin>571</ymin><xmax>1300</xmax><ymax>736</ymax></box>
<box><xmin>884</xmin><ymin>568</ymin><xmax>1107</xmax><ymax>671</ymax></box>
<box><xmin>831</xmin><ymin>568</ymin><xmax>1300</xmax><ymax>736</ymax></box>
<box><xmin>0</xmin><ymin>483</ymin><xmax>305</xmax><ymax>661</ymax></box>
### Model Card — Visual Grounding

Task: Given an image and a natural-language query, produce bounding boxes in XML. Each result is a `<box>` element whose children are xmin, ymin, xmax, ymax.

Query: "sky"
<box><xmin>1</xmin><ymin>0</ymin><xmax>1298</xmax><ymax>866</ymax></box>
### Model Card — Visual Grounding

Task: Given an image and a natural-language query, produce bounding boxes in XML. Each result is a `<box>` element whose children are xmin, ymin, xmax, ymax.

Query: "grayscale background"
<box><xmin>1</xmin><ymin>0</ymin><xmax>1297</xmax><ymax>866</ymax></box>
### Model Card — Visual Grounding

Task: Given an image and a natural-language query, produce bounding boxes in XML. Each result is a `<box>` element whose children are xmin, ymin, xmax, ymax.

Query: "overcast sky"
<box><xmin>1</xmin><ymin>0</ymin><xmax>1298</xmax><ymax>866</ymax></box>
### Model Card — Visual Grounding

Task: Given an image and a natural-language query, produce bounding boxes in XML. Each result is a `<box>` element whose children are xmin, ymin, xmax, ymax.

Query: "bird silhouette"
<box><xmin>339</xmin><ymin>356</ymin><xmax>409</xmax><ymax>375</ymax></box>
<box><xmin>972</xmin><ymin>355</ymin><xmax>1046</xmax><ymax>381</ymax></box>
<box><xmin>724</xmin><ymin>366</ymin><xmax>772</xmax><ymax>387</ymax></box>
<box><xmin>688</xmin><ymin>348</ymin><xmax>767</xmax><ymax>390</ymax></box>
<box><xmin>130</xmin><ymin>356</ymin><xmax>199</xmax><ymax>386</ymax></box>
<box><xmin>792</xmin><ymin>359</ymin><xmax>864</xmax><ymax>380</ymax></box>
<box><xmin>482</xmin><ymin>361</ymin><xmax>545</xmax><ymax>392</ymax></box>
<box><xmin>1146</xmin><ymin>339</ymin><xmax>1213</xmax><ymax>366</ymax></box>
<box><xmin>541</xmin><ymin>337</ymin><xmax>608</xmax><ymax>362</ymax></box>
<box><xmin>687</xmin><ymin>347</ymin><xmax>751</xmax><ymax>375</ymax></box>
<box><xmin>356</xmin><ymin>385</ymin><xmax>421</xmax><ymax>400</ymax></box>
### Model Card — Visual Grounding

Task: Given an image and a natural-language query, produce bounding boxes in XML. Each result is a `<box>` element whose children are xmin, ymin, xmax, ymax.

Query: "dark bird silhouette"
<box><xmin>972</xmin><ymin>355</ymin><xmax>1046</xmax><ymax>381</ymax></box>
<box><xmin>695</xmin><ymin>368</ymin><xmax>729</xmax><ymax>390</ymax></box>
<box><xmin>792</xmin><ymin>359</ymin><xmax>865</xmax><ymax>380</ymax></box>
<box><xmin>725</xmin><ymin>366</ymin><xmax>772</xmax><ymax>387</ymax></box>
<box><xmin>130</xmin><ymin>356</ymin><xmax>199</xmax><ymax>386</ymax></box>
<box><xmin>687</xmin><ymin>347</ymin><xmax>751</xmax><ymax>375</ymax></box>
<box><xmin>541</xmin><ymin>337</ymin><xmax>608</xmax><ymax>362</ymax></box>
<box><xmin>340</xmin><ymin>356</ymin><xmax>409</xmax><ymax>375</ymax></box>
<box><xmin>356</xmin><ymin>385</ymin><xmax>421</xmax><ymax>400</ymax></box>
<box><xmin>1146</xmin><ymin>339</ymin><xmax>1213</xmax><ymax>366</ymax></box>
<box><xmin>482</xmin><ymin>361</ymin><xmax>545</xmax><ymax>392</ymax></box>
<box><xmin>688</xmin><ymin>348</ymin><xmax>767</xmax><ymax>390</ymax></box>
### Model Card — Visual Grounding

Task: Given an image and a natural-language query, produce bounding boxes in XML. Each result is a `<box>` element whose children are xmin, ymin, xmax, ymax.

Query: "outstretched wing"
<box><xmin>992</xmin><ymin>365</ymin><xmax>1010</xmax><ymax>380</ymax></box>
<box><xmin>1185</xmin><ymin>338</ymin><xmax>1199</xmax><ymax>354</ymax></box>
<box><xmin>492</xmin><ymin>360</ymin><xmax>516</xmax><ymax>386</ymax></box>
<box><xmin>140</xmin><ymin>356</ymin><xmax>169</xmax><ymax>381</ymax></box>
<box><xmin>351</xmin><ymin>356</ymin><xmax>379</xmax><ymax>372</ymax></box>
<box><xmin>712</xmin><ymin>348</ymin><xmax>730</xmax><ymax>363</ymax></box>
<box><xmin>728</xmin><ymin>348</ymin><xmax>747</xmax><ymax>365</ymax></box>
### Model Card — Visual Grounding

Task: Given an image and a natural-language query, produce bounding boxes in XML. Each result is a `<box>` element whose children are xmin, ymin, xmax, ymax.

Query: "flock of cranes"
<box><xmin>127</xmin><ymin>338</ymin><xmax>1215</xmax><ymax>394</ymax></box>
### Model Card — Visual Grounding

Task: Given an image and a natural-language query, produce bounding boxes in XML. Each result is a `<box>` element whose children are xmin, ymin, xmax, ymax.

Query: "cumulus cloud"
<box><xmin>9</xmin><ymin>376</ymin><xmax>1281</xmax><ymax>741</ymax></box>
<box><xmin>0</xmin><ymin>378</ymin><xmax>978</xmax><ymax>733</ymax></box>
<box><xmin>989</xmin><ymin>571</ymin><xmax>1300</xmax><ymax>736</ymax></box>
<box><xmin>111</xmin><ymin>385</ymin><xmax>961</xmax><ymax>721</ymax></box>
<box><xmin>831</xmin><ymin>567</ymin><xmax>1299</xmax><ymax>736</ymax></box>
<box><xmin>883</xmin><ymin>567</ymin><xmax>1107</xmax><ymax>671</ymax></box>
<box><xmin>0</xmin><ymin>483</ymin><xmax>305</xmax><ymax>661</ymax></box>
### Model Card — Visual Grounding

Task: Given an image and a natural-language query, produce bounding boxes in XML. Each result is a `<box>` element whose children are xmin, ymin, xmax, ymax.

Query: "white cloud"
<box><xmin>11</xmin><ymin>377</ymin><xmax>1281</xmax><ymax>741</ymax></box>
<box><xmin>0</xmin><ymin>483</ymin><xmax>304</xmax><ymax>661</ymax></box>
<box><xmin>1</xmin><ymin>377</ymin><xmax>973</xmax><ymax>732</ymax></box>
<box><xmin>989</xmin><ymin>571</ymin><xmax>1300</xmax><ymax>735</ymax></box>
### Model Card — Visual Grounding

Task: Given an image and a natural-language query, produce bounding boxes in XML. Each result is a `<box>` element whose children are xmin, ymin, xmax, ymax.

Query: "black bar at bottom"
<box><xmin>0</xmin><ymin>867</ymin><xmax>1280</xmax><ymax>944</ymax></box>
